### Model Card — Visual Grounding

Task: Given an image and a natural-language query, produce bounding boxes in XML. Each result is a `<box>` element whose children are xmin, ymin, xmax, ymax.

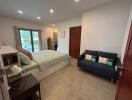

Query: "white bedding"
<box><xmin>32</xmin><ymin>50</ymin><xmax>69</xmax><ymax>70</ymax></box>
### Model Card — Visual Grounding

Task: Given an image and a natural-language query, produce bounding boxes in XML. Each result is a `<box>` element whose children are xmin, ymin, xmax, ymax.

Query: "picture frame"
<box><xmin>61</xmin><ymin>30</ymin><xmax>65</xmax><ymax>38</ymax></box>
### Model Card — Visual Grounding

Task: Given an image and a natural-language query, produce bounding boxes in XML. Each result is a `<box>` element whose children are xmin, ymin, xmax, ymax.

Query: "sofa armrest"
<box><xmin>78</xmin><ymin>53</ymin><xmax>85</xmax><ymax>60</ymax></box>
<box><xmin>77</xmin><ymin>52</ymin><xmax>85</xmax><ymax>66</ymax></box>
<box><xmin>115</xmin><ymin>58</ymin><xmax>121</xmax><ymax>72</ymax></box>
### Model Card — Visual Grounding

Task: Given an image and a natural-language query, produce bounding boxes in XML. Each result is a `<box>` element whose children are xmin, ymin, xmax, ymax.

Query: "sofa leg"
<box><xmin>111</xmin><ymin>78</ymin><xmax>116</xmax><ymax>83</ymax></box>
<box><xmin>113</xmin><ymin>79</ymin><xmax>117</xmax><ymax>83</ymax></box>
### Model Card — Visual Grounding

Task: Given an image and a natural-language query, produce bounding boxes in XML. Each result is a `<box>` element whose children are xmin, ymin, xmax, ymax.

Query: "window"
<box><xmin>19</xmin><ymin>29</ymin><xmax>41</xmax><ymax>52</ymax></box>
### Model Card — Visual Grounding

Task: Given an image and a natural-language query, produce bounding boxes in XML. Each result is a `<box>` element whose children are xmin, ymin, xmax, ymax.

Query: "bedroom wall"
<box><xmin>81</xmin><ymin>0</ymin><xmax>132</xmax><ymax>58</ymax></box>
<box><xmin>121</xmin><ymin>3</ymin><xmax>132</xmax><ymax>62</ymax></box>
<box><xmin>0</xmin><ymin>16</ymin><xmax>56</xmax><ymax>50</ymax></box>
<box><xmin>56</xmin><ymin>0</ymin><xmax>131</xmax><ymax>57</ymax></box>
<box><xmin>57</xmin><ymin>16</ymin><xmax>82</xmax><ymax>54</ymax></box>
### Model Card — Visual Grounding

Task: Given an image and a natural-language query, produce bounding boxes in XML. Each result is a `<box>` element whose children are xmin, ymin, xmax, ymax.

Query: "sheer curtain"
<box><xmin>14</xmin><ymin>26</ymin><xmax>21</xmax><ymax>50</ymax></box>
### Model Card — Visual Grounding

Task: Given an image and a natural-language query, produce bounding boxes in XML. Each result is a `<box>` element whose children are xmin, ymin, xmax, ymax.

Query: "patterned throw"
<box><xmin>85</xmin><ymin>54</ymin><xmax>96</xmax><ymax>62</ymax></box>
<box><xmin>98</xmin><ymin>57</ymin><xmax>113</xmax><ymax>66</ymax></box>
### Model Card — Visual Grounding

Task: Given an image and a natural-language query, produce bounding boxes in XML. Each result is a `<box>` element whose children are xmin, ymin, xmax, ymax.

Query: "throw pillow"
<box><xmin>85</xmin><ymin>54</ymin><xmax>96</xmax><ymax>62</ymax></box>
<box><xmin>19</xmin><ymin>48</ymin><xmax>33</xmax><ymax>60</ymax></box>
<box><xmin>85</xmin><ymin>54</ymin><xmax>92</xmax><ymax>60</ymax></box>
<box><xmin>19</xmin><ymin>52</ymin><xmax>31</xmax><ymax>65</ymax></box>
<box><xmin>98</xmin><ymin>57</ymin><xmax>108</xmax><ymax>64</ymax></box>
<box><xmin>107</xmin><ymin>59</ymin><xmax>114</xmax><ymax>66</ymax></box>
<box><xmin>98</xmin><ymin>56</ymin><xmax>113</xmax><ymax>66</ymax></box>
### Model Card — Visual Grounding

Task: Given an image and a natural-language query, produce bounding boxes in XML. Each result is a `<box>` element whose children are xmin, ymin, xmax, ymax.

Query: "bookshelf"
<box><xmin>0</xmin><ymin>46</ymin><xmax>21</xmax><ymax>69</ymax></box>
<box><xmin>0</xmin><ymin>46</ymin><xmax>21</xmax><ymax>90</ymax></box>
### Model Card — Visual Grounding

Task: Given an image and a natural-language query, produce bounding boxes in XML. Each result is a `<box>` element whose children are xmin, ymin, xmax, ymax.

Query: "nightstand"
<box><xmin>9</xmin><ymin>74</ymin><xmax>41</xmax><ymax>100</ymax></box>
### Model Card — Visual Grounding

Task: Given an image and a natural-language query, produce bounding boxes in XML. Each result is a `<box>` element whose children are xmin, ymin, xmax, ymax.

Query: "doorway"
<box><xmin>47</xmin><ymin>32</ymin><xmax>58</xmax><ymax>51</ymax></box>
<box><xmin>69</xmin><ymin>26</ymin><xmax>81</xmax><ymax>58</ymax></box>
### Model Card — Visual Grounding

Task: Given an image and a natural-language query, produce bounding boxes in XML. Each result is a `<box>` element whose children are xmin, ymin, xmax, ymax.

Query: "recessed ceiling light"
<box><xmin>50</xmin><ymin>9</ymin><xmax>54</xmax><ymax>14</ymax></box>
<box><xmin>17</xmin><ymin>9</ymin><xmax>23</xmax><ymax>15</ymax></box>
<box><xmin>74</xmin><ymin>0</ymin><xmax>80</xmax><ymax>2</ymax></box>
<box><xmin>37</xmin><ymin>16</ymin><xmax>40</xmax><ymax>20</ymax></box>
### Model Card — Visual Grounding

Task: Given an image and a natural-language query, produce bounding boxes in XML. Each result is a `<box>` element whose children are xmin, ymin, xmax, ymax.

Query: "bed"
<box><xmin>21</xmin><ymin>50</ymin><xmax>70</xmax><ymax>80</ymax></box>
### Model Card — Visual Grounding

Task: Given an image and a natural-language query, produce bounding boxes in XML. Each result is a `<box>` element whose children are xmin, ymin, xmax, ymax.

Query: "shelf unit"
<box><xmin>0</xmin><ymin>46</ymin><xmax>21</xmax><ymax>68</ymax></box>
<box><xmin>0</xmin><ymin>46</ymin><xmax>21</xmax><ymax>90</ymax></box>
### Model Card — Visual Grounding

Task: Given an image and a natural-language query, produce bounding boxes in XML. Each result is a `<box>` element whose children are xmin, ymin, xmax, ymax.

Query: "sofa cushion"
<box><xmin>78</xmin><ymin>60</ymin><xmax>116</xmax><ymax>79</ymax></box>
<box><xmin>85</xmin><ymin>50</ymin><xmax>98</xmax><ymax>56</ymax></box>
<box><xmin>98</xmin><ymin>51</ymin><xmax>117</xmax><ymax>66</ymax></box>
<box><xmin>98</xmin><ymin>51</ymin><xmax>117</xmax><ymax>59</ymax></box>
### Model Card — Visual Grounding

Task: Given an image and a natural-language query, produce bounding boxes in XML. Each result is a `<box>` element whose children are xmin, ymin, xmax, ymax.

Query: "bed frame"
<box><xmin>23</xmin><ymin>58</ymin><xmax>70</xmax><ymax>81</ymax></box>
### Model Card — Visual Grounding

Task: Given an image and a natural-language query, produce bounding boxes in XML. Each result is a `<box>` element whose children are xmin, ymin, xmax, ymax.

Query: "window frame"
<box><xmin>18</xmin><ymin>28</ymin><xmax>41</xmax><ymax>52</ymax></box>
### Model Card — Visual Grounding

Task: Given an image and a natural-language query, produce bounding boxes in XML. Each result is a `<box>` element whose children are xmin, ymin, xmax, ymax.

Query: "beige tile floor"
<box><xmin>40</xmin><ymin>59</ymin><xmax>117</xmax><ymax>100</ymax></box>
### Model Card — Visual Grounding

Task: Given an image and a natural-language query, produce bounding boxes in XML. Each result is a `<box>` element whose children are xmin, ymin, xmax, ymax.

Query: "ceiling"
<box><xmin>0</xmin><ymin>0</ymin><xmax>114</xmax><ymax>25</ymax></box>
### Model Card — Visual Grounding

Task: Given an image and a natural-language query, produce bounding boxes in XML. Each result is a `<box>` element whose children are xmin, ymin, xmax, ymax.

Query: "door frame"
<box><xmin>115</xmin><ymin>21</ymin><xmax>132</xmax><ymax>100</ymax></box>
<box><xmin>18</xmin><ymin>28</ymin><xmax>42</xmax><ymax>52</ymax></box>
<box><xmin>69</xmin><ymin>26</ymin><xmax>81</xmax><ymax>58</ymax></box>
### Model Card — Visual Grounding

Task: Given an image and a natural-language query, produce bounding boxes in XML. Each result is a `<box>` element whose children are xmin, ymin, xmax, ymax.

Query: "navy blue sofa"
<box><xmin>78</xmin><ymin>50</ymin><xmax>121</xmax><ymax>82</ymax></box>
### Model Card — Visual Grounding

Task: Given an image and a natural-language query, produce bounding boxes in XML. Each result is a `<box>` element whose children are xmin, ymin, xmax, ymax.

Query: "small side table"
<box><xmin>9</xmin><ymin>74</ymin><xmax>41</xmax><ymax>100</ymax></box>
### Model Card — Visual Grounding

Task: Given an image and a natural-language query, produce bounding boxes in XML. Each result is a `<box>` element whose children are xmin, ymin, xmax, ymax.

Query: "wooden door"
<box><xmin>69</xmin><ymin>26</ymin><xmax>81</xmax><ymax>58</ymax></box>
<box><xmin>115</xmin><ymin>21</ymin><xmax>132</xmax><ymax>100</ymax></box>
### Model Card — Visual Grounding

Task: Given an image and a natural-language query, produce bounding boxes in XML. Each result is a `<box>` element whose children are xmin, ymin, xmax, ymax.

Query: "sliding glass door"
<box><xmin>19</xmin><ymin>29</ymin><xmax>32</xmax><ymax>52</ymax></box>
<box><xmin>32</xmin><ymin>31</ymin><xmax>40</xmax><ymax>52</ymax></box>
<box><xmin>19</xmin><ymin>29</ymin><xmax>41</xmax><ymax>52</ymax></box>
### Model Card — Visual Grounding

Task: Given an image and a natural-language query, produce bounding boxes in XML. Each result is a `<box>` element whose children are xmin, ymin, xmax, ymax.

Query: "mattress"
<box><xmin>32</xmin><ymin>50</ymin><xmax>69</xmax><ymax>70</ymax></box>
<box><xmin>22</xmin><ymin>60</ymin><xmax>38</xmax><ymax>72</ymax></box>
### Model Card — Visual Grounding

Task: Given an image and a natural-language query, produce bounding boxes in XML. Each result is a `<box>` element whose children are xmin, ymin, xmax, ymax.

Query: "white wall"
<box><xmin>0</xmin><ymin>16</ymin><xmax>56</xmax><ymax>50</ymax></box>
<box><xmin>81</xmin><ymin>0</ymin><xmax>132</xmax><ymax>57</ymax></box>
<box><xmin>0</xmin><ymin>16</ymin><xmax>41</xmax><ymax>47</ymax></box>
<box><xmin>57</xmin><ymin>16</ymin><xmax>82</xmax><ymax>54</ymax></box>
<box><xmin>121</xmin><ymin>4</ymin><xmax>132</xmax><ymax>62</ymax></box>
